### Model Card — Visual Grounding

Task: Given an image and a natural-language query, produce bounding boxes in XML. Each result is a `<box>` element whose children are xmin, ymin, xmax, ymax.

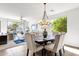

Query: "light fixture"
<box><xmin>39</xmin><ymin>3</ymin><xmax>50</xmax><ymax>29</ymax></box>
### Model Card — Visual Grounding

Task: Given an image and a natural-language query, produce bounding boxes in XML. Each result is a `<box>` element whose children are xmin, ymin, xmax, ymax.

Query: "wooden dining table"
<box><xmin>35</xmin><ymin>38</ymin><xmax>54</xmax><ymax>45</ymax></box>
<box><xmin>35</xmin><ymin>36</ymin><xmax>55</xmax><ymax>56</ymax></box>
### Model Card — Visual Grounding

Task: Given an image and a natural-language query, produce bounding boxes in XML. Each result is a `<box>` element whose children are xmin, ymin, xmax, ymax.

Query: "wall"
<box><xmin>0</xmin><ymin>18</ymin><xmax>7</xmax><ymax>34</ymax></box>
<box><xmin>0</xmin><ymin>17</ymin><xmax>36</xmax><ymax>34</ymax></box>
<box><xmin>49</xmin><ymin>7</ymin><xmax>79</xmax><ymax>47</ymax></box>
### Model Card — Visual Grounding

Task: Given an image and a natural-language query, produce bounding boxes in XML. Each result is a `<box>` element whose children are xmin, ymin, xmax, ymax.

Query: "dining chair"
<box><xmin>52</xmin><ymin>32</ymin><xmax>65</xmax><ymax>53</ymax></box>
<box><xmin>60</xmin><ymin>33</ymin><xmax>66</xmax><ymax>53</ymax></box>
<box><xmin>25</xmin><ymin>33</ymin><xmax>43</xmax><ymax>56</ymax></box>
<box><xmin>45</xmin><ymin>34</ymin><xmax>65</xmax><ymax>56</ymax></box>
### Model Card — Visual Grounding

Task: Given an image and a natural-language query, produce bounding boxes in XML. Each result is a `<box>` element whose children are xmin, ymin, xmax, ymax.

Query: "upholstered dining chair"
<box><xmin>60</xmin><ymin>33</ymin><xmax>65</xmax><ymax>53</ymax></box>
<box><xmin>45</xmin><ymin>34</ymin><xmax>65</xmax><ymax>56</ymax></box>
<box><xmin>25</xmin><ymin>33</ymin><xmax>43</xmax><ymax>56</ymax></box>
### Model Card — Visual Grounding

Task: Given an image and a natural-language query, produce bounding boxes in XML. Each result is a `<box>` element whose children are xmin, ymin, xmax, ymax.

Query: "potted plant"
<box><xmin>51</xmin><ymin>16</ymin><xmax>67</xmax><ymax>35</ymax></box>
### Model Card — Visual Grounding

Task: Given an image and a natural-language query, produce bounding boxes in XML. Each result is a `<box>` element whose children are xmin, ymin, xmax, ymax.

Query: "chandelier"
<box><xmin>39</xmin><ymin>3</ymin><xmax>50</xmax><ymax>29</ymax></box>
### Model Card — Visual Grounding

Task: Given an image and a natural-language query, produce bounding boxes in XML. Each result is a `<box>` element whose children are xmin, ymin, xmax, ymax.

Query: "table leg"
<box><xmin>42</xmin><ymin>48</ymin><xmax>47</xmax><ymax>56</ymax></box>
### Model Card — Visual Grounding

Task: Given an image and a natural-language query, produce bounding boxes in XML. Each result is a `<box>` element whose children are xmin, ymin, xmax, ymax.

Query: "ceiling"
<box><xmin>0</xmin><ymin>3</ymin><xmax>79</xmax><ymax>20</ymax></box>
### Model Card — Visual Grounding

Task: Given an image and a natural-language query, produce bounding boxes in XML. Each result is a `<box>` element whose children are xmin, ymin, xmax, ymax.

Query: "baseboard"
<box><xmin>65</xmin><ymin>44</ymin><xmax>79</xmax><ymax>49</ymax></box>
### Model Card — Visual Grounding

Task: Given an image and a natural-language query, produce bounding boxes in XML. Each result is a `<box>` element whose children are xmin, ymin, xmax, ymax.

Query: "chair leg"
<box><xmin>63</xmin><ymin>46</ymin><xmax>65</xmax><ymax>53</ymax></box>
<box><xmin>33</xmin><ymin>53</ymin><xmax>35</xmax><ymax>56</ymax></box>
<box><xmin>42</xmin><ymin>49</ymin><xmax>43</xmax><ymax>56</ymax></box>
<box><xmin>59</xmin><ymin>49</ymin><xmax>62</xmax><ymax>56</ymax></box>
<box><xmin>55</xmin><ymin>53</ymin><xmax>57</xmax><ymax>56</ymax></box>
<box><xmin>27</xmin><ymin>49</ymin><xmax>29</xmax><ymax>56</ymax></box>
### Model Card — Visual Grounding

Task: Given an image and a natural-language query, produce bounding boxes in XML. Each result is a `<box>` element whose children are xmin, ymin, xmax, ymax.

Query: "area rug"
<box><xmin>14</xmin><ymin>39</ymin><xmax>25</xmax><ymax>44</ymax></box>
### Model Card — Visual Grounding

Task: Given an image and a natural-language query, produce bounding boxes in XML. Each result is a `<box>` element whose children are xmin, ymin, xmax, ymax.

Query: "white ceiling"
<box><xmin>0</xmin><ymin>3</ymin><xmax>79</xmax><ymax>20</ymax></box>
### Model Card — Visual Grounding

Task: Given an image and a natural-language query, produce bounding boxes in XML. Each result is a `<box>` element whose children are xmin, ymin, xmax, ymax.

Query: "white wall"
<box><xmin>49</xmin><ymin>7</ymin><xmax>79</xmax><ymax>47</ymax></box>
<box><xmin>0</xmin><ymin>18</ymin><xmax>7</xmax><ymax>34</ymax></box>
<box><xmin>22</xmin><ymin>17</ymin><xmax>38</xmax><ymax>32</ymax></box>
<box><xmin>0</xmin><ymin>17</ymin><xmax>37</xmax><ymax>34</ymax></box>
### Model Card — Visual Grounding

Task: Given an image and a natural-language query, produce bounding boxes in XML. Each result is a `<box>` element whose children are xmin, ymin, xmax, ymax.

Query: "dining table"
<box><xmin>35</xmin><ymin>35</ymin><xmax>55</xmax><ymax>56</ymax></box>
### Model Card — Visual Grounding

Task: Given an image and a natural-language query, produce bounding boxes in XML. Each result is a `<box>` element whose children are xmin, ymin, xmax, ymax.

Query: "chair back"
<box><xmin>53</xmin><ymin>34</ymin><xmax>65</xmax><ymax>52</ymax></box>
<box><xmin>25</xmin><ymin>33</ymin><xmax>36</xmax><ymax>52</ymax></box>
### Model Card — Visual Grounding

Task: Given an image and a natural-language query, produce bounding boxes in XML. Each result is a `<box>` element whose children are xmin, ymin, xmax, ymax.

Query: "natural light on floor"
<box><xmin>64</xmin><ymin>46</ymin><xmax>79</xmax><ymax>55</ymax></box>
